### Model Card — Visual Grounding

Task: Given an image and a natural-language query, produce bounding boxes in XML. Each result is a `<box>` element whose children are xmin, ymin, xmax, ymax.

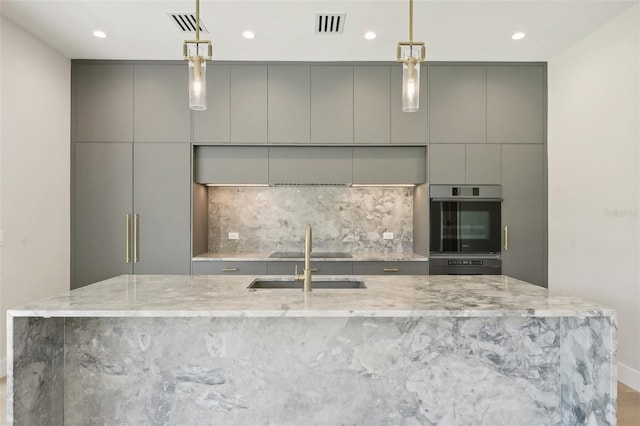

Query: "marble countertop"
<box><xmin>9</xmin><ymin>274</ymin><xmax>613</xmax><ymax>319</ymax></box>
<box><xmin>192</xmin><ymin>252</ymin><xmax>429</xmax><ymax>262</ymax></box>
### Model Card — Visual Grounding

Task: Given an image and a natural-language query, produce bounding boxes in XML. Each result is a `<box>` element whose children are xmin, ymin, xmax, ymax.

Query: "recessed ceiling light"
<box><xmin>242</xmin><ymin>31</ymin><xmax>256</xmax><ymax>39</ymax></box>
<box><xmin>364</xmin><ymin>31</ymin><xmax>377</xmax><ymax>40</ymax></box>
<box><xmin>93</xmin><ymin>30</ymin><xmax>107</xmax><ymax>39</ymax></box>
<box><xmin>512</xmin><ymin>32</ymin><xmax>526</xmax><ymax>40</ymax></box>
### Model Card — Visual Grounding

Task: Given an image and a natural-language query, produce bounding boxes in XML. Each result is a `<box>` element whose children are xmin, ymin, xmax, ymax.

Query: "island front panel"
<box><xmin>10</xmin><ymin>314</ymin><xmax>616</xmax><ymax>425</ymax></box>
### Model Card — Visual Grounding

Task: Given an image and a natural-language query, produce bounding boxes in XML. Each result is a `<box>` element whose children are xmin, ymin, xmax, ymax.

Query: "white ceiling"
<box><xmin>1</xmin><ymin>0</ymin><xmax>636</xmax><ymax>62</ymax></box>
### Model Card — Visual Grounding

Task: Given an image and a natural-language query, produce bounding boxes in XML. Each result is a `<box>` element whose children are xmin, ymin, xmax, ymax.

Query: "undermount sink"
<box><xmin>268</xmin><ymin>252</ymin><xmax>352</xmax><ymax>259</ymax></box>
<box><xmin>248</xmin><ymin>278</ymin><xmax>367</xmax><ymax>289</ymax></box>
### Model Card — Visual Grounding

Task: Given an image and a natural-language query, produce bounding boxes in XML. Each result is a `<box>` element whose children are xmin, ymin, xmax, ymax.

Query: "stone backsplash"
<box><xmin>208</xmin><ymin>187</ymin><xmax>413</xmax><ymax>253</ymax></box>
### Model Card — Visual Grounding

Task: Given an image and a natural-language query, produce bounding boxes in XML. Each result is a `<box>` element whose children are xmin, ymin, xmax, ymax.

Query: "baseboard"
<box><xmin>618</xmin><ymin>362</ymin><xmax>640</xmax><ymax>391</ymax></box>
<box><xmin>0</xmin><ymin>358</ymin><xmax>5</xmax><ymax>378</ymax></box>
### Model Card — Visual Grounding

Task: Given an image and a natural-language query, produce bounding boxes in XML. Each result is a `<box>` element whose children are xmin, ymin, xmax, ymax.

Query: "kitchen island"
<box><xmin>8</xmin><ymin>275</ymin><xmax>615</xmax><ymax>425</ymax></box>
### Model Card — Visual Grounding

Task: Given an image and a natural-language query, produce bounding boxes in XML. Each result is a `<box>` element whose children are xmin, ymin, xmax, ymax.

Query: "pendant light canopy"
<box><xmin>183</xmin><ymin>0</ymin><xmax>212</xmax><ymax>111</ymax></box>
<box><xmin>397</xmin><ymin>0</ymin><xmax>426</xmax><ymax>113</ymax></box>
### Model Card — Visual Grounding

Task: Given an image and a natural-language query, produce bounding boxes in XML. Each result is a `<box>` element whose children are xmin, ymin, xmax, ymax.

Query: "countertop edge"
<box><xmin>192</xmin><ymin>253</ymin><xmax>430</xmax><ymax>262</ymax></box>
<box><xmin>8</xmin><ymin>309</ymin><xmax>616</xmax><ymax>319</ymax></box>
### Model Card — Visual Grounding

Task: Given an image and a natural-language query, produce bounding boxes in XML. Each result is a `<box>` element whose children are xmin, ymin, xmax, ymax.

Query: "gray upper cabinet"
<box><xmin>268</xmin><ymin>146</ymin><xmax>352</xmax><ymax>185</ymax></box>
<box><xmin>133</xmin><ymin>64</ymin><xmax>190</xmax><ymax>143</ymax></box>
<box><xmin>430</xmin><ymin>143</ymin><xmax>501</xmax><ymax>184</ymax></box>
<box><xmin>354</xmin><ymin>66</ymin><xmax>390</xmax><ymax>144</ymax></box>
<box><xmin>429</xmin><ymin>144</ymin><xmax>465</xmax><ymax>184</ymax></box>
<box><xmin>353</xmin><ymin>146</ymin><xmax>426</xmax><ymax>184</ymax></box>
<box><xmin>501</xmin><ymin>144</ymin><xmax>546</xmax><ymax>286</ymax></box>
<box><xmin>268</xmin><ymin>65</ymin><xmax>310</xmax><ymax>143</ymax></box>
<box><xmin>73</xmin><ymin>143</ymin><xmax>133</xmax><ymax>289</ymax></box>
<box><xmin>311</xmin><ymin>65</ymin><xmax>353</xmax><ymax>144</ymax></box>
<box><xmin>193</xmin><ymin>64</ymin><xmax>231</xmax><ymax>143</ymax></box>
<box><xmin>75</xmin><ymin>63</ymin><xmax>134</xmax><ymax>143</ymax></box>
<box><xmin>487</xmin><ymin>65</ymin><xmax>545</xmax><ymax>144</ymax></box>
<box><xmin>133</xmin><ymin>143</ymin><xmax>191</xmax><ymax>275</ymax></box>
<box><xmin>465</xmin><ymin>144</ymin><xmax>501</xmax><ymax>184</ymax></box>
<box><xmin>231</xmin><ymin>65</ymin><xmax>268</xmax><ymax>143</ymax></box>
<box><xmin>429</xmin><ymin>65</ymin><xmax>486</xmax><ymax>144</ymax></box>
<box><xmin>390</xmin><ymin>66</ymin><xmax>428</xmax><ymax>144</ymax></box>
<box><xmin>194</xmin><ymin>146</ymin><xmax>269</xmax><ymax>184</ymax></box>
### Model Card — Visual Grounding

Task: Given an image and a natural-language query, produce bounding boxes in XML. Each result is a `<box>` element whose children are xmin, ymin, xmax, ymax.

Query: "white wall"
<box><xmin>548</xmin><ymin>4</ymin><xmax>640</xmax><ymax>390</ymax></box>
<box><xmin>0</xmin><ymin>16</ymin><xmax>71</xmax><ymax>375</ymax></box>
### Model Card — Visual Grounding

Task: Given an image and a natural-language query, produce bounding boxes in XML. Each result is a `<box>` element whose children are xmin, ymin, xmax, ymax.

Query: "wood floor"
<box><xmin>0</xmin><ymin>377</ymin><xmax>637</xmax><ymax>425</ymax></box>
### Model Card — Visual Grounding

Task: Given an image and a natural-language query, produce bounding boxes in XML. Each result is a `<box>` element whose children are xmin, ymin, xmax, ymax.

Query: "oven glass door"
<box><xmin>430</xmin><ymin>201</ymin><xmax>501</xmax><ymax>253</ymax></box>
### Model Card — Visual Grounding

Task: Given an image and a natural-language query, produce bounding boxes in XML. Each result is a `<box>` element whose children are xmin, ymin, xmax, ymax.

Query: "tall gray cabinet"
<box><xmin>72</xmin><ymin>62</ymin><xmax>191</xmax><ymax>289</ymax></box>
<box><xmin>501</xmin><ymin>144</ymin><xmax>546</xmax><ymax>286</ymax></box>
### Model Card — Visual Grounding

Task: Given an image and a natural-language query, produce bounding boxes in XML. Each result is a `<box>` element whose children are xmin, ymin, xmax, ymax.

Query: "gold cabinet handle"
<box><xmin>504</xmin><ymin>225</ymin><xmax>509</xmax><ymax>252</ymax></box>
<box><xmin>125</xmin><ymin>214</ymin><xmax>131</xmax><ymax>263</ymax></box>
<box><xmin>221</xmin><ymin>268</ymin><xmax>239</xmax><ymax>272</ymax></box>
<box><xmin>383</xmin><ymin>268</ymin><xmax>400</xmax><ymax>273</ymax></box>
<box><xmin>310</xmin><ymin>268</ymin><xmax>319</xmax><ymax>272</ymax></box>
<box><xmin>133</xmin><ymin>214</ymin><xmax>139</xmax><ymax>263</ymax></box>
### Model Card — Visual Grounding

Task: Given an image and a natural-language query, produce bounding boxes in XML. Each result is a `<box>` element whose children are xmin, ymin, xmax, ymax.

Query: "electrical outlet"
<box><xmin>383</xmin><ymin>232</ymin><xmax>394</xmax><ymax>240</ymax></box>
<box><xmin>228</xmin><ymin>232</ymin><xmax>239</xmax><ymax>240</ymax></box>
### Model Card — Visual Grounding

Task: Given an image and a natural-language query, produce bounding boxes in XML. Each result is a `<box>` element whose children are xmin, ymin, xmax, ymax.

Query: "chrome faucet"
<box><xmin>294</xmin><ymin>224</ymin><xmax>313</xmax><ymax>292</ymax></box>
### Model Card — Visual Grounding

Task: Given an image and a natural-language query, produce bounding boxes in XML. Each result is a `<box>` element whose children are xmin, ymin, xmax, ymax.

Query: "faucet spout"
<box><xmin>303</xmin><ymin>224</ymin><xmax>312</xmax><ymax>292</ymax></box>
<box><xmin>293</xmin><ymin>224</ymin><xmax>313</xmax><ymax>292</ymax></box>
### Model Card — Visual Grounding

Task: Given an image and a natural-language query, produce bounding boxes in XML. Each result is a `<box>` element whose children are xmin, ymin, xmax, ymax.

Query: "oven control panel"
<box><xmin>447</xmin><ymin>259</ymin><xmax>484</xmax><ymax>266</ymax></box>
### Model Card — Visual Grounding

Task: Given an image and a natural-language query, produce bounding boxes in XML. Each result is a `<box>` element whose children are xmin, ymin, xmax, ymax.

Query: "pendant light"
<box><xmin>396</xmin><ymin>0</ymin><xmax>425</xmax><ymax>113</ymax></box>
<box><xmin>183</xmin><ymin>0</ymin><xmax>212</xmax><ymax>111</ymax></box>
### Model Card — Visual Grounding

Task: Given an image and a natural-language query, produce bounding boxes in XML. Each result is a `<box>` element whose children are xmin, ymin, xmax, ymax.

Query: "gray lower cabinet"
<box><xmin>501</xmin><ymin>144</ymin><xmax>546</xmax><ymax>287</ymax></box>
<box><xmin>268</xmin><ymin>65</ymin><xmax>310</xmax><ymax>143</ymax></box>
<box><xmin>354</xmin><ymin>66</ymin><xmax>391</xmax><ymax>144</ymax></box>
<box><xmin>311</xmin><ymin>65</ymin><xmax>353</xmax><ymax>143</ymax></box>
<box><xmin>429</xmin><ymin>65</ymin><xmax>487</xmax><ymax>144</ymax></box>
<box><xmin>231</xmin><ymin>65</ymin><xmax>268</xmax><ymax>143</ymax></box>
<box><xmin>267</xmin><ymin>261</ymin><xmax>353</xmax><ymax>275</ymax></box>
<box><xmin>352</xmin><ymin>261</ymin><xmax>428</xmax><ymax>275</ymax></box>
<box><xmin>73</xmin><ymin>143</ymin><xmax>191</xmax><ymax>288</ymax></box>
<box><xmin>74</xmin><ymin>63</ymin><xmax>133</xmax><ymax>143</ymax></box>
<box><xmin>353</xmin><ymin>146</ymin><xmax>426</xmax><ymax>184</ymax></box>
<box><xmin>192</xmin><ymin>261</ymin><xmax>268</xmax><ymax>275</ymax></box>
<box><xmin>268</xmin><ymin>146</ymin><xmax>352</xmax><ymax>185</ymax></box>
<box><xmin>133</xmin><ymin>64</ymin><xmax>190</xmax><ymax>143</ymax></box>
<box><xmin>74</xmin><ymin>143</ymin><xmax>133</xmax><ymax>288</ymax></box>
<box><xmin>194</xmin><ymin>146</ymin><xmax>269</xmax><ymax>185</ymax></box>
<box><xmin>193</xmin><ymin>64</ymin><xmax>231</xmax><ymax>143</ymax></box>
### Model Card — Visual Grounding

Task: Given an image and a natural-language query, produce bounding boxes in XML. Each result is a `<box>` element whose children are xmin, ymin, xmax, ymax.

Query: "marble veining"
<box><xmin>207</xmin><ymin>186</ymin><xmax>413</xmax><ymax>254</ymax></box>
<box><xmin>59</xmin><ymin>315</ymin><xmax>615</xmax><ymax>425</ymax></box>
<box><xmin>8</xmin><ymin>275</ymin><xmax>615</xmax><ymax>319</ymax></box>
<box><xmin>8</xmin><ymin>275</ymin><xmax>617</xmax><ymax>425</ymax></box>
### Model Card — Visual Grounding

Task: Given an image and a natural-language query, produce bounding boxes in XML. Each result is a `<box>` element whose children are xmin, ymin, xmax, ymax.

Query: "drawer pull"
<box><xmin>310</xmin><ymin>268</ymin><xmax>319</xmax><ymax>272</ymax></box>
<box><xmin>383</xmin><ymin>268</ymin><xmax>400</xmax><ymax>273</ymax></box>
<box><xmin>221</xmin><ymin>268</ymin><xmax>239</xmax><ymax>272</ymax></box>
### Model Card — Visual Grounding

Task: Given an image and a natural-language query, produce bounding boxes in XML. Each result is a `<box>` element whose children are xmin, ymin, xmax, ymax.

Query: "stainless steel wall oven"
<box><xmin>429</xmin><ymin>185</ymin><xmax>502</xmax><ymax>275</ymax></box>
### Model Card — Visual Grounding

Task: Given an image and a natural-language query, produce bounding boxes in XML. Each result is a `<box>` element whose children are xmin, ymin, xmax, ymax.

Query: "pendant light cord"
<box><xmin>409</xmin><ymin>0</ymin><xmax>413</xmax><ymax>44</ymax></box>
<box><xmin>195</xmin><ymin>0</ymin><xmax>200</xmax><ymax>42</ymax></box>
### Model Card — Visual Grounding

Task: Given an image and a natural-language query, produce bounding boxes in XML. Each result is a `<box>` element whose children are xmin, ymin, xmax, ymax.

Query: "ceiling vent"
<box><xmin>168</xmin><ymin>13</ymin><xmax>209</xmax><ymax>33</ymax></box>
<box><xmin>315</xmin><ymin>14</ymin><xmax>346</xmax><ymax>34</ymax></box>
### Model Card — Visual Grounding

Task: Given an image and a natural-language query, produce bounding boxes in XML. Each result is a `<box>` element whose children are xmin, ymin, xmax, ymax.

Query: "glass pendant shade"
<box><xmin>399</xmin><ymin>44</ymin><xmax>423</xmax><ymax>113</ymax></box>
<box><xmin>402</xmin><ymin>60</ymin><xmax>420</xmax><ymax>113</ymax></box>
<box><xmin>188</xmin><ymin>55</ymin><xmax>207</xmax><ymax>111</ymax></box>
